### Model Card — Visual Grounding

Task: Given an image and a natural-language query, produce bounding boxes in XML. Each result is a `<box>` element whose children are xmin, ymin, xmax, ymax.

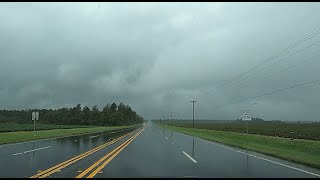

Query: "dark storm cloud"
<box><xmin>1</xmin><ymin>2</ymin><xmax>320</xmax><ymax>121</ymax></box>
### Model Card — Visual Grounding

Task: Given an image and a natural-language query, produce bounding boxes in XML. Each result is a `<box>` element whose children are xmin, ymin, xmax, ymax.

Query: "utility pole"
<box><xmin>190</xmin><ymin>100</ymin><xmax>196</xmax><ymax>128</ymax></box>
<box><xmin>170</xmin><ymin>112</ymin><xmax>173</xmax><ymax>126</ymax></box>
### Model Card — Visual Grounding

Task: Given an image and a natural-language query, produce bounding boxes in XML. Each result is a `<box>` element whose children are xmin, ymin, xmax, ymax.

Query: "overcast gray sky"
<box><xmin>1</xmin><ymin>2</ymin><xmax>320</xmax><ymax>121</ymax></box>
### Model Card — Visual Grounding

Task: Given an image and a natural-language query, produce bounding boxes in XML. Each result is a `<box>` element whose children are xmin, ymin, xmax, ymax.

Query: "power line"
<box><xmin>198</xmin><ymin>79</ymin><xmax>319</xmax><ymax>112</ymax></box>
<box><xmin>217</xmin><ymin>29</ymin><xmax>320</xmax><ymax>88</ymax></box>
<box><xmin>203</xmin><ymin>28</ymin><xmax>320</xmax><ymax>97</ymax></box>
<box><xmin>148</xmin><ymin>29</ymin><xmax>320</xmax><ymax>120</ymax></box>
<box><xmin>235</xmin><ymin>55</ymin><xmax>316</xmax><ymax>90</ymax></box>
<box><xmin>196</xmin><ymin>48</ymin><xmax>319</xmax><ymax>114</ymax></box>
<box><xmin>205</xmin><ymin>39</ymin><xmax>320</xmax><ymax>99</ymax></box>
<box><xmin>224</xmin><ymin>40</ymin><xmax>320</xmax><ymax>90</ymax></box>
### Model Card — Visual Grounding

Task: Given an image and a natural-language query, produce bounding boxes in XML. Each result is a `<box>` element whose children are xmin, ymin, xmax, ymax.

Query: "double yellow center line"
<box><xmin>76</xmin><ymin>127</ymin><xmax>145</xmax><ymax>178</ymax></box>
<box><xmin>30</xmin><ymin>130</ymin><xmax>135</xmax><ymax>178</ymax></box>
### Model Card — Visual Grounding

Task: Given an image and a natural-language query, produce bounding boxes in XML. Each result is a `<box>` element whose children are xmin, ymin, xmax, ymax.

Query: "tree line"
<box><xmin>0</xmin><ymin>102</ymin><xmax>144</xmax><ymax>126</ymax></box>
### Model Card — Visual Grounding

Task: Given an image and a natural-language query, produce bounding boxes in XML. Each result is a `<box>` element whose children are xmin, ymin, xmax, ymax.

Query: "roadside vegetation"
<box><xmin>0</xmin><ymin>123</ymin><xmax>92</xmax><ymax>133</ymax></box>
<box><xmin>0</xmin><ymin>102</ymin><xmax>144</xmax><ymax>144</ymax></box>
<box><xmin>0</xmin><ymin>102</ymin><xmax>144</xmax><ymax>127</ymax></box>
<box><xmin>158</xmin><ymin>119</ymin><xmax>320</xmax><ymax>140</ymax></box>
<box><xmin>158</xmin><ymin>123</ymin><xmax>320</xmax><ymax>169</ymax></box>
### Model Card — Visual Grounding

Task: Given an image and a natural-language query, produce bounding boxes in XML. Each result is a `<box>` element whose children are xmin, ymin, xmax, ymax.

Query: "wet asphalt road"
<box><xmin>0</xmin><ymin>127</ymin><xmax>136</xmax><ymax>178</ymax></box>
<box><xmin>0</xmin><ymin>121</ymin><xmax>320</xmax><ymax>178</ymax></box>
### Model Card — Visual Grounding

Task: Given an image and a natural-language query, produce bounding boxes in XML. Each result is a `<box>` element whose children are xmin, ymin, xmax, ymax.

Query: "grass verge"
<box><xmin>0</xmin><ymin>123</ymin><xmax>94</xmax><ymax>133</ymax></box>
<box><xmin>159</xmin><ymin>124</ymin><xmax>320</xmax><ymax>170</ymax></box>
<box><xmin>0</xmin><ymin>124</ymin><xmax>141</xmax><ymax>145</ymax></box>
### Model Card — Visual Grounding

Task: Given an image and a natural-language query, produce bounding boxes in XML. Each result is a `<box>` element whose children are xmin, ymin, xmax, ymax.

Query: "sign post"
<box><xmin>242</xmin><ymin>110</ymin><xmax>251</xmax><ymax>169</ymax></box>
<box><xmin>32</xmin><ymin>112</ymin><xmax>39</xmax><ymax>136</ymax></box>
<box><xmin>242</xmin><ymin>110</ymin><xmax>251</xmax><ymax>134</ymax></box>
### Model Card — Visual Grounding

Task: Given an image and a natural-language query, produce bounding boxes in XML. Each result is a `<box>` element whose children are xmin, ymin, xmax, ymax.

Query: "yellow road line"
<box><xmin>76</xmin><ymin>129</ymin><xmax>143</xmax><ymax>178</ymax></box>
<box><xmin>87</xmin><ymin>129</ymin><xmax>143</xmax><ymax>178</ymax></box>
<box><xmin>86</xmin><ymin>128</ymin><xmax>144</xmax><ymax>178</ymax></box>
<box><xmin>30</xmin><ymin>130</ymin><xmax>134</xmax><ymax>178</ymax></box>
<box><xmin>37</xmin><ymin>132</ymin><xmax>133</xmax><ymax>178</ymax></box>
<box><xmin>33</xmin><ymin>135</ymin><xmax>124</xmax><ymax>178</ymax></box>
<box><xmin>31</xmin><ymin>135</ymin><xmax>124</xmax><ymax>178</ymax></box>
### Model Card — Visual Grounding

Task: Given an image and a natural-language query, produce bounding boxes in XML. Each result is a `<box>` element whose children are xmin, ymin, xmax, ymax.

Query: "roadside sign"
<box><xmin>242</xmin><ymin>112</ymin><xmax>251</xmax><ymax>121</ymax></box>
<box><xmin>35</xmin><ymin>112</ymin><xmax>39</xmax><ymax>120</ymax></box>
<box><xmin>32</xmin><ymin>112</ymin><xmax>39</xmax><ymax>136</ymax></box>
<box><xmin>32</xmin><ymin>112</ymin><xmax>39</xmax><ymax>121</ymax></box>
<box><xmin>32</xmin><ymin>112</ymin><xmax>36</xmax><ymax>121</ymax></box>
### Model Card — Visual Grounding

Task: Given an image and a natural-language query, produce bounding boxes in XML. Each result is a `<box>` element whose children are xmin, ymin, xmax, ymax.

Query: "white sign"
<box><xmin>32</xmin><ymin>112</ymin><xmax>39</xmax><ymax>121</ymax></box>
<box><xmin>35</xmin><ymin>112</ymin><xmax>39</xmax><ymax>120</ymax></box>
<box><xmin>32</xmin><ymin>112</ymin><xmax>35</xmax><ymax>120</ymax></box>
<box><xmin>242</xmin><ymin>112</ymin><xmax>251</xmax><ymax>121</ymax></box>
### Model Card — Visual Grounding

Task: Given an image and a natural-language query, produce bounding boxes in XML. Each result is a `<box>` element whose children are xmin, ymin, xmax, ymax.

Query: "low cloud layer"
<box><xmin>1</xmin><ymin>2</ymin><xmax>320</xmax><ymax>121</ymax></box>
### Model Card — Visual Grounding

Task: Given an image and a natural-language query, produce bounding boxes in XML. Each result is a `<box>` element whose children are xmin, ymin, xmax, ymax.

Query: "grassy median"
<box><xmin>0</xmin><ymin>125</ymin><xmax>141</xmax><ymax>145</ymax></box>
<box><xmin>159</xmin><ymin>124</ymin><xmax>320</xmax><ymax>170</ymax></box>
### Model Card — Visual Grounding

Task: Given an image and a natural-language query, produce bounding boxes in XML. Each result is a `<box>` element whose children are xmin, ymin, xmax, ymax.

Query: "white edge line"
<box><xmin>24</xmin><ymin>146</ymin><xmax>52</xmax><ymax>153</ymax></box>
<box><xmin>195</xmin><ymin>138</ymin><xmax>320</xmax><ymax>177</ymax></box>
<box><xmin>182</xmin><ymin>151</ymin><xmax>197</xmax><ymax>163</ymax></box>
<box><xmin>166</xmin><ymin>128</ymin><xmax>320</xmax><ymax>178</ymax></box>
<box><xmin>89</xmin><ymin>135</ymin><xmax>99</xmax><ymax>138</ymax></box>
<box><xmin>13</xmin><ymin>146</ymin><xmax>52</xmax><ymax>155</ymax></box>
